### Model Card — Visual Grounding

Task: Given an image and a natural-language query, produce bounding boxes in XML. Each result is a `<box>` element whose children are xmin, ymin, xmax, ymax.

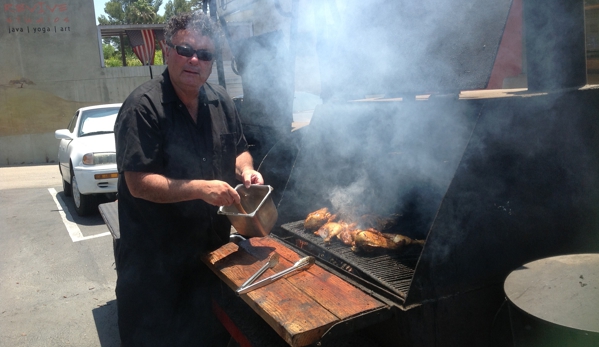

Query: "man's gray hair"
<box><xmin>164</xmin><ymin>11</ymin><xmax>222</xmax><ymax>44</ymax></box>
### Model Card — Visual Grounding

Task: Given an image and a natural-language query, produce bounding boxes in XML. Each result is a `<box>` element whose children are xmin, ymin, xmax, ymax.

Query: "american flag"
<box><xmin>154</xmin><ymin>29</ymin><xmax>168</xmax><ymax>64</ymax></box>
<box><xmin>126</xmin><ymin>29</ymin><xmax>156</xmax><ymax>65</ymax></box>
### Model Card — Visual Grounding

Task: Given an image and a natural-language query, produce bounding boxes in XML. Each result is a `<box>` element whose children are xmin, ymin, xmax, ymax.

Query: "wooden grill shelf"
<box><xmin>202</xmin><ymin>236</ymin><xmax>388</xmax><ymax>347</ymax></box>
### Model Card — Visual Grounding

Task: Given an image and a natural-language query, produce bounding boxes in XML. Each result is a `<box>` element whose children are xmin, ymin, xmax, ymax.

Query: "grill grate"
<box><xmin>278</xmin><ymin>221</ymin><xmax>419</xmax><ymax>299</ymax></box>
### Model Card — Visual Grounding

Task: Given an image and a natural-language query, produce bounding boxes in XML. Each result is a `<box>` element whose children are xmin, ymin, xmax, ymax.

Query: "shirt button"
<box><xmin>202</xmin><ymin>158</ymin><xmax>207</xmax><ymax>162</ymax></box>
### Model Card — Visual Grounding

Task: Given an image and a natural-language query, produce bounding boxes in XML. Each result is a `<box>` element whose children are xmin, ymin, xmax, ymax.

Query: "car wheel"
<box><xmin>59</xmin><ymin>164</ymin><xmax>72</xmax><ymax>197</ymax></box>
<box><xmin>71</xmin><ymin>173</ymin><xmax>98</xmax><ymax>216</ymax></box>
<box><xmin>63</xmin><ymin>177</ymin><xmax>73</xmax><ymax>197</ymax></box>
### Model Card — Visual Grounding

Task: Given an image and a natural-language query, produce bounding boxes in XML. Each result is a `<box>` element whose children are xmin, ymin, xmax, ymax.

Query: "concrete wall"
<box><xmin>0</xmin><ymin>0</ymin><xmax>167</xmax><ymax>166</ymax></box>
<box><xmin>0</xmin><ymin>132</ymin><xmax>57</xmax><ymax>166</ymax></box>
<box><xmin>0</xmin><ymin>0</ymin><xmax>295</xmax><ymax>166</ymax></box>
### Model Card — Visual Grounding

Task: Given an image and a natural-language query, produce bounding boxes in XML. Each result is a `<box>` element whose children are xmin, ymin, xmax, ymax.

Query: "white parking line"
<box><xmin>48</xmin><ymin>188</ymin><xmax>111</xmax><ymax>242</ymax></box>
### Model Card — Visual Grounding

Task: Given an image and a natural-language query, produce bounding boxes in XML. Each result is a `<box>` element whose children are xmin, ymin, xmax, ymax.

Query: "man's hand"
<box><xmin>235</xmin><ymin>151</ymin><xmax>264</xmax><ymax>188</ymax></box>
<box><xmin>240</xmin><ymin>169</ymin><xmax>264</xmax><ymax>188</ymax></box>
<box><xmin>200</xmin><ymin>180</ymin><xmax>241</xmax><ymax>206</ymax></box>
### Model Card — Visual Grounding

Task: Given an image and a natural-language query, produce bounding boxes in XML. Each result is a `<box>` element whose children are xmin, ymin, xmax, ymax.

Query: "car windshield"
<box><xmin>78</xmin><ymin>107</ymin><xmax>120</xmax><ymax>137</ymax></box>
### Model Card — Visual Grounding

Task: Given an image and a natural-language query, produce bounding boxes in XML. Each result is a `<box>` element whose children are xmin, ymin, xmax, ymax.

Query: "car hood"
<box><xmin>73</xmin><ymin>133</ymin><xmax>116</xmax><ymax>153</ymax></box>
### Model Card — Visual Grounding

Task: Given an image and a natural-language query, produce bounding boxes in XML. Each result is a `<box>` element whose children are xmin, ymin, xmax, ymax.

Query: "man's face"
<box><xmin>166</xmin><ymin>29</ymin><xmax>215</xmax><ymax>92</ymax></box>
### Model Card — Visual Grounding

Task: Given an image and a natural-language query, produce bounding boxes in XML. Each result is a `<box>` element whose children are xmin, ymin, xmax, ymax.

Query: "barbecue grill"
<box><xmin>205</xmin><ymin>0</ymin><xmax>599</xmax><ymax>346</ymax></box>
<box><xmin>248</xmin><ymin>86</ymin><xmax>598</xmax><ymax>346</ymax></box>
<box><xmin>94</xmin><ymin>1</ymin><xmax>599</xmax><ymax>346</ymax></box>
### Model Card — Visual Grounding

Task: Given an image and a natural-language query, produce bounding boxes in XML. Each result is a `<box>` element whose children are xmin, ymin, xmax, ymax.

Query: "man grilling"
<box><xmin>114</xmin><ymin>11</ymin><xmax>263</xmax><ymax>346</ymax></box>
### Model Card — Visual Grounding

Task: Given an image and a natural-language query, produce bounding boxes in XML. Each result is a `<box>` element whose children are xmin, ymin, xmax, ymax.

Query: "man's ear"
<box><xmin>164</xmin><ymin>46</ymin><xmax>171</xmax><ymax>64</ymax></box>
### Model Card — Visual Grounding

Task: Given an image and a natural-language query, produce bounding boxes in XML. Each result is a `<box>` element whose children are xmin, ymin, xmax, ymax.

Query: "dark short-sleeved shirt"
<box><xmin>113</xmin><ymin>70</ymin><xmax>248</xmax><ymax>345</ymax></box>
<box><xmin>114</xmin><ymin>69</ymin><xmax>248</xmax><ymax>266</ymax></box>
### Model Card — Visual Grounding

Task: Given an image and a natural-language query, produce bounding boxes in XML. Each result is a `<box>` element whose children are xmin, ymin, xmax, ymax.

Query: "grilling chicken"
<box><xmin>304</xmin><ymin>207</ymin><xmax>337</xmax><ymax>231</ymax></box>
<box><xmin>337</xmin><ymin>227</ymin><xmax>361</xmax><ymax>246</ymax></box>
<box><xmin>315</xmin><ymin>221</ymin><xmax>355</xmax><ymax>244</ymax></box>
<box><xmin>351</xmin><ymin>229</ymin><xmax>425</xmax><ymax>253</ymax></box>
<box><xmin>305</xmin><ymin>208</ymin><xmax>421</xmax><ymax>253</ymax></box>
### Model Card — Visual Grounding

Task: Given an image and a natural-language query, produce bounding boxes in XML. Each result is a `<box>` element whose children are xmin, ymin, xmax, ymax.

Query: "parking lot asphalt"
<box><xmin>0</xmin><ymin>164</ymin><xmax>120</xmax><ymax>347</ymax></box>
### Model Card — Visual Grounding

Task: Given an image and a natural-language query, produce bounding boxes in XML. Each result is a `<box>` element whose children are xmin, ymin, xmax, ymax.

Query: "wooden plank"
<box><xmin>206</xmin><ymin>241</ymin><xmax>239</xmax><ymax>263</ymax></box>
<box><xmin>202</xmin><ymin>236</ymin><xmax>386</xmax><ymax>347</ymax></box>
<box><xmin>246</xmin><ymin>237</ymin><xmax>384</xmax><ymax>319</ymax></box>
<box><xmin>98</xmin><ymin>201</ymin><xmax>120</xmax><ymax>239</ymax></box>
<box><xmin>243</xmin><ymin>237</ymin><xmax>301</xmax><ymax>262</ymax></box>
<box><xmin>287</xmin><ymin>265</ymin><xmax>382</xmax><ymax>319</ymax></box>
<box><xmin>242</xmin><ymin>274</ymin><xmax>338</xmax><ymax>346</ymax></box>
<box><xmin>204</xmin><ymin>240</ymin><xmax>338</xmax><ymax>346</ymax></box>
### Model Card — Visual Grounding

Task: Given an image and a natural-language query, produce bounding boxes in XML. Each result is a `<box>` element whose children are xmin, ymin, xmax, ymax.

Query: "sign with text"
<box><xmin>4</xmin><ymin>2</ymin><xmax>71</xmax><ymax>34</ymax></box>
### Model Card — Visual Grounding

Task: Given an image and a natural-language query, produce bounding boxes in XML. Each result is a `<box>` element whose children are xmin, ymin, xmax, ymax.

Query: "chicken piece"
<box><xmin>315</xmin><ymin>221</ymin><xmax>353</xmax><ymax>244</ymax></box>
<box><xmin>304</xmin><ymin>207</ymin><xmax>336</xmax><ymax>231</ymax></box>
<box><xmin>335</xmin><ymin>222</ymin><xmax>362</xmax><ymax>246</ymax></box>
<box><xmin>337</xmin><ymin>227</ymin><xmax>361</xmax><ymax>246</ymax></box>
<box><xmin>351</xmin><ymin>229</ymin><xmax>425</xmax><ymax>253</ymax></box>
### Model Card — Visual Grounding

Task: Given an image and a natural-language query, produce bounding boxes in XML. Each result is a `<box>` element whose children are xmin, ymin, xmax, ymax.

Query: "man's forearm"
<box><xmin>124</xmin><ymin>171</ymin><xmax>204</xmax><ymax>203</ymax></box>
<box><xmin>124</xmin><ymin>171</ymin><xmax>241</xmax><ymax>206</ymax></box>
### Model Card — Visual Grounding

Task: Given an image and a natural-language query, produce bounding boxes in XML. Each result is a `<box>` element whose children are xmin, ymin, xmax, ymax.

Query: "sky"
<box><xmin>93</xmin><ymin>0</ymin><xmax>110</xmax><ymax>23</ymax></box>
<box><xmin>93</xmin><ymin>0</ymin><xmax>165</xmax><ymax>24</ymax></box>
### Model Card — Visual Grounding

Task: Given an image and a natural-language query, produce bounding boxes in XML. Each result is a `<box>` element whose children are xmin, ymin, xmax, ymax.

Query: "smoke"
<box><xmin>226</xmin><ymin>0</ymin><xmax>525</xmax><ymax>236</ymax></box>
<box><xmin>280</xmin><ymin>0</ymin><xmax>514</xmax><ymax>226</ymax></box>
<box><xmin>304</xmin><ymin>0</ymin><xmax>512</xmax><ymax>98</ymax></box>
<box><xmin>229</xmin><ymin>0</ymin><xmax>512</xmax><ymax>124</ymax></box>
<box><xmin>329</xmin><ymin>171</ymin><xmax>369</xmax><ymax>217</ymax></box>
<box><xmin>231</xmin><ymin>0</ymin><xmax>599</xmax><ymax>295</ymax></box>
<box><xmin>522</xmin><ymin>0</ymin><xmax>587</xmax><ymax>91</ymax></box>
<box><xmin>278</xmin><ymin>95</ymin><xmax>478</xmax><ymax>239</ymax></box>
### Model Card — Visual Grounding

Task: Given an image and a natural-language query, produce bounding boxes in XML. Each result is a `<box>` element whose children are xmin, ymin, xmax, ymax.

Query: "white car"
<box><xmin>55</xmin><ymin>103</ymin><xmax>122</xmax><ymax>216</ymax></box>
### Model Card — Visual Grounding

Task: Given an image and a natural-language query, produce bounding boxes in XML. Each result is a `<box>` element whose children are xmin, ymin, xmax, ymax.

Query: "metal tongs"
<box><xmin>236</xmin><ymin>255</ymin><xmax>316</xmax><ymax>295</ymax></box>
<box><xmin>238</xmin><ymin>253</ymin><xmax>280</xmax><ymax>290</ymax></box>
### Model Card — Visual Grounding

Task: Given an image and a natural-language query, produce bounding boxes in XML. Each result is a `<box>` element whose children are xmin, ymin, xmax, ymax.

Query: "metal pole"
<box><xmin>209</xmin><ymin>0</ymin><xmax>227</xmax><ymax>89</ymax></box>
<box><xmin>119</xmin><ymin>33</ymin><xmax>127</xmax><ymax>66</ymax></box>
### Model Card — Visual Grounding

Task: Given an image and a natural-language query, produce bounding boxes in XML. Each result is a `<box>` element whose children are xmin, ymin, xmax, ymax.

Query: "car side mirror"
<box><xmin>55</xmin><ymin>129</ymin><xmax>73</xmax><ymax>140</ymax></box>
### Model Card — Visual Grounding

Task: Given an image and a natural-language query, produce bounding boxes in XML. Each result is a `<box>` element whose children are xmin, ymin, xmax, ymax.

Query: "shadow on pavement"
<box><xmin>92</xmin><ymin>299</ymin><xmax>120</xmax><ymax>347</ymax></box>
<box><xmin>55</xmin><ymin>190</ymin><xmax>108</xmax><ymax>227</ymax></box>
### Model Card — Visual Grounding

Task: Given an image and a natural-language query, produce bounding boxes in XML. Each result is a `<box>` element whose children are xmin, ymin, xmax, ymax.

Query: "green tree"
<box><xmin>163</xmin><ymin>0</ymin><xmax>204</xmax><ymax>20</ymax></box>
<box><xmin>102</xmin><ymin>42</ymin><xmax>117</xmax><ymax>59</ymax></box>
<box><xmin>103</xmin><ymin>43</ymin><xmax>164</xmax><ymax>67</ymax></box>
<box><xmin>127</xmin><ymin>0</ymin><xmax>160</xmax><ymax>24</ymax></box>
<box><xmin>97</xmin><ymin>0</ymin><xmax>166</xmax><ymax>67</ymax></box>
<box><xmin>98</xmin><ymin>0</ymin><xmax>207</xmax><ymax>67</ymax></box>
<box><xmin>98</xmin><ymin>0</ymin><xmax>164</xmax><ymax>25</ymax></box>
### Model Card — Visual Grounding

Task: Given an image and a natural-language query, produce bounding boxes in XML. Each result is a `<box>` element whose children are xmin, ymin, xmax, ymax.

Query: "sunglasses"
<box><xmin>167</xmin><ymin>42</ymin><xmax>214</xmax><ymax>61</ymax></box>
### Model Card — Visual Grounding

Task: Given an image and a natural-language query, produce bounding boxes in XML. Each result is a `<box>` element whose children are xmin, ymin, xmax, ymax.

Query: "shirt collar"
<box><xmin>199</xmin><ymin>83</ymin><xmax>220</xmax><ymax>106</ymax></box>
<box><xmin>160</xmin><ymin>69</ymin><xmax>178</xmax><ymax>104</ymax></box>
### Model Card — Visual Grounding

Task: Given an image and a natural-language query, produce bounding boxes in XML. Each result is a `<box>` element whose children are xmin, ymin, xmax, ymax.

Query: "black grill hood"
<box><xmin>315</xmin><ymin>0</ymin><xmax>513</xmax><ymax>98</ymax></box>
